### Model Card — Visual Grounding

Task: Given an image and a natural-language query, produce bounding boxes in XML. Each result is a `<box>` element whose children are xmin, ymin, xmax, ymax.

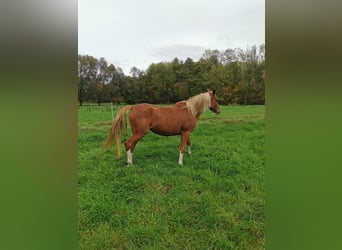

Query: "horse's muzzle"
<box><xmin>210</xmin><ymin>107</ymin><xmax>220</xmax><ymax>114</ymax></box>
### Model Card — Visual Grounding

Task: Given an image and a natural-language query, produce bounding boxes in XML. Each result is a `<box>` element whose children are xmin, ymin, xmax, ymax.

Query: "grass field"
<box><xmin>78</xmin><ymin>104</ymin><xmax>265</xmax><ymax>249</ymax></box>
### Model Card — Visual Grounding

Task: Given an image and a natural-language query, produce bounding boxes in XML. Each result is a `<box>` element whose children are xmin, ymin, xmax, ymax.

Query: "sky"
<box><xmin>78</xmin><ymin>0</ymin><xmax>264</xmax><ymax>75</ymax></box>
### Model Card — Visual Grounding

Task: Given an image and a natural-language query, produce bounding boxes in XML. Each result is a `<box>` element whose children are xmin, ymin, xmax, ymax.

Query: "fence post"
<box><xmin>111</xmin><ymin>102</ymin><xmax>114</xmax><ymax>121</ymax></box>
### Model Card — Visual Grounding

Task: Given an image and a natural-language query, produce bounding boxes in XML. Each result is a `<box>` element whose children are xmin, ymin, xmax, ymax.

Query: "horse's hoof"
<box><xmin>126</xmin><ymin>162</ymin><xmax>133</xmax><ymax>167</ymax></box>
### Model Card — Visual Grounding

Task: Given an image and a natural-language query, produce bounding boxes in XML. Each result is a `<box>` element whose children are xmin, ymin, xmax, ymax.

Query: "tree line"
<box><xmin>78</xmin><ymin>44</ymin><xmax>265</xmax><ymax>105</ymax></box>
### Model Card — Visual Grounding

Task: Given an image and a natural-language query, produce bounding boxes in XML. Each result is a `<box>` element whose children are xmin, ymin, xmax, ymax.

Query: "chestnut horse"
<box><xmin>104</xmin><ymin>90</ymin><xmax>220</xmax><ymax>165</ymax></box>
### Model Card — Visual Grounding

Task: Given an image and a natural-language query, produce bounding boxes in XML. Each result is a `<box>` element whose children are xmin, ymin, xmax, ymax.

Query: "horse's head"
<box><xmin>208</xmin><ymin>90</ymin><xmax>221</xmax><ymax>114</ymax></box>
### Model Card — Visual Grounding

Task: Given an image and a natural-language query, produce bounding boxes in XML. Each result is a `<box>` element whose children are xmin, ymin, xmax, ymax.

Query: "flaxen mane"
<box><xmin>185</xmin><ymin>92</ymin><xmax>211</xmax><ymax>117</ymax></box>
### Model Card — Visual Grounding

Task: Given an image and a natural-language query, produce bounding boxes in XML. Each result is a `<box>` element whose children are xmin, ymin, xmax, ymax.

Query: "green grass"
<box><xmin>78</xmin><ymin>104</ymin><xmax>265</xmax><ymax>249</ymax></box>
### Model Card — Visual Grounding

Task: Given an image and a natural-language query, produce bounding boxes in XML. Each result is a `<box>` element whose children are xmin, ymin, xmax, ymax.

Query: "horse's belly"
<box><xmin>148</xmin><ymin>107</ymin><xmax>194</xmax><ymax>136</ymax></box>
<box><xmin>150</xmin><ymin>127</ymin><xmax>180</xmax><ymax>136</ymax></box>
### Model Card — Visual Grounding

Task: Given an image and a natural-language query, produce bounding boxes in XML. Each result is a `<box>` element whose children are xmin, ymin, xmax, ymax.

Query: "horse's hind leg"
<box><xmin>124</xmin><ymin>133</ymin><xmax>145</xmax><ymax>165</ymax></box>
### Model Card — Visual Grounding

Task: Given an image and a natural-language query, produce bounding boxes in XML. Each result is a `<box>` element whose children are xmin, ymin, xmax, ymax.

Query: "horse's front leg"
<box><xmin>179</xmin><ymin>131</ymin><xmax>190</xmax><ymax>165</ymax></box>
<box><xmin>186</xmin><ymin>137</ymin><xmax>191</xmax><ymax>155</ymax></box>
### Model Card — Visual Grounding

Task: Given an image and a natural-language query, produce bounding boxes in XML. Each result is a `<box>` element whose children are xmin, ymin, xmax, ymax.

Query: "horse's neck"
<box><xmin>195</xmin><ymin>111</ymin><xmax>202</xmax><ymax>119</ymax></box>
<box><xmin>187</xmin><ymin>93</ymin><xmax>210</xmax><ymax>117</ymax></box>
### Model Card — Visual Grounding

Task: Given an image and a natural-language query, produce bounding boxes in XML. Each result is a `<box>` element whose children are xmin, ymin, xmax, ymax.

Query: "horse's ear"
<box><xmin>213</xmin><ymin>90</ymin><xmax>216</xmax><ymax>96</ymax></box>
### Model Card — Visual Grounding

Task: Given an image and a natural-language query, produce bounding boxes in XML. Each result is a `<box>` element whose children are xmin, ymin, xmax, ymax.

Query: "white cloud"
<box><xmin>78</xmin><ymin>0</ymin><xmax>264</xmax><ymax>74</ymax></box>
<box><xmin>150</xmin><ymin>44</ymin><xmax>207</xmax><ymax>62</ymax></box>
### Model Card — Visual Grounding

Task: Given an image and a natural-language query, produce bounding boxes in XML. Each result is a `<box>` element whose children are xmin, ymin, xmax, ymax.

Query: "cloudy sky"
<box><xmin>78</xmin><ymin>0</ymin><xmax>264</xmax><ymax>75</ymax></box>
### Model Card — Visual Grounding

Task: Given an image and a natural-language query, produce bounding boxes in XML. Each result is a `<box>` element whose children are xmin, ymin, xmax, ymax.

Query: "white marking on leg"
<box><xmin>178</xmin><ymin>151</ymin><xmax>184</xmax><ymax>165</ymax></box>
<box><xmin>127</xmin><ymin>149</ymin><xmax>133</xmax><ymax>165</ymax></box>
<box><xmin>187</xmin><ymin>145</ymin><xmax>191</xmax><ymax>155</ymax></box>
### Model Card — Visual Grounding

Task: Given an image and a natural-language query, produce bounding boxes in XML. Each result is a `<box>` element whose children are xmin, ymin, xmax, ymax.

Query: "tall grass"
<box><xmin>78</xmin><ymin>104</ymin><xmax>265</xmax><ymax>249</ymax></box>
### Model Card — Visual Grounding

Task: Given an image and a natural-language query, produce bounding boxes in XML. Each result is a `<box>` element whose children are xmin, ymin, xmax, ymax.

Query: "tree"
<box><xmin>78</xmin><ymin>43</ymin><xmax>265</xmax><ymax>105</ymax></box>
<box><xmin>92</xmin><ymin>57</ymin><xmax>108</xmax><ymax>105</ymax></box>
<box><xmin>130</xmin><ymin>66</ymin><xmax>144</xmax><ymax>78</ymax></box>
<box><xmin>220</xmin><ymin>48</ymin><xmax>239</xmax><ymax>65</ymax></box>
<box><xmin>144</xmin><ymin>62</ymin><xmax>175</xmax><ymax>103</ymax></box>
<box><xmin>105</xmin><ymin>64</ymin><xmax>123</xmax><ymax>103</ymax></box>
<box><xmin>78</xmin><ymin>55</ymin><xmax>98</xmax><ymax>105</ymax></box>
<box><xmin>202</xmin><ymin>49</ymin><xmax>220</xmax><ymax>61</ymax></box>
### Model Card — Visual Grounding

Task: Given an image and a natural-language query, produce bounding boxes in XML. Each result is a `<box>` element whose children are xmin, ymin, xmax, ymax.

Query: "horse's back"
<box><xmin>130</xmin><ymin>103</ymin><xmax>155</xmax><ymax>116</ymax></box>
<box><xmin>129</xmin><ymin>103</ymin><xmax>155</xmax><ymax>128</ymax></box>
<box><xmin>174</xmin><ymin>100</ymin><xmax>187</xmax><ymax>109</ymax></box>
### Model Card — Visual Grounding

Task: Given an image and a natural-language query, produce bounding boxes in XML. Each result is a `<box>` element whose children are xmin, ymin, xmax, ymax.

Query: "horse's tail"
<box><xmin>104</xmin><ymin>105</ymin><xmax>133</xmax><ymax>158</ymax></box>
